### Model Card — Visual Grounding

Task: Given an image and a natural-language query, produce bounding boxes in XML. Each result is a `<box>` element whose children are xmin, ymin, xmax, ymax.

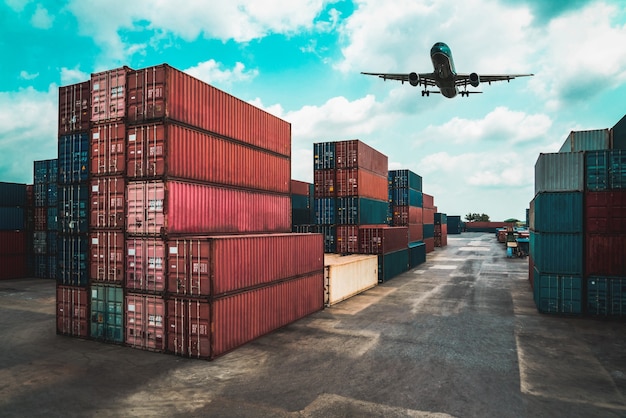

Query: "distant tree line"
<box><xmin>464</xmin><ymin>213</ymin><xmax>490</xmax><ymax>222</ymax></box>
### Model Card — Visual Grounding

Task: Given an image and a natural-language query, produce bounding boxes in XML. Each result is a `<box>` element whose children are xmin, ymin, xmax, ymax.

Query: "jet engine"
<box><xmin>469</xmin><ymin>72</ymin><xmax>480</xmax><ymax>87</ymax></box>
<box><xmin>409</xmin><ymin>72</ymin><xmax>420</xmax><ymax>87</ymax></box>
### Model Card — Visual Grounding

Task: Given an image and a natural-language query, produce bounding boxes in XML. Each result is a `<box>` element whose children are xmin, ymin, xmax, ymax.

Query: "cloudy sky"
<box><xmin>2</xmin><ymin>0</ymin><xmax>626</xmax><ymax>221</ymax></box>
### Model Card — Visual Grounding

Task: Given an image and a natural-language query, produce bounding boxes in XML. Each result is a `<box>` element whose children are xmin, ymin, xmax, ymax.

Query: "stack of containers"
<box><xmin>434</xmin><ymin>213</ymin><xmax>448</xmax><ymax>247</ymax></box>
<box><xmin>33</xmin><ymin>159</ymin><xmax>58</xmax><ymax>279</ymax></box>
<box><xmin>56</xmin><ymin>80</ymin><xmax>91</xmax><ymax>338</ymax></box>
<box><xmin>447</xmin><ymin>215</ymin><xmax>463</xmax><ymax>234</ymax></box>
<box><xmin>388</xmin><ymin>169</ymin><xmax>425</xmax><ymax>269</ymax></box>
<box><xmin>89</xmin><ymin>67</ymin><xmax>131</xmax><ymax>344</ymax></box>
<box><xmin>0</xmin><ymin>182</ymin><xmax>28</xmax><ymax>279</ymax></box>
<box><xmin>422</xmin><ymin>193</ymin><xmax>436</xmax><ymax>253</ymax></box>
<box><xmin>291</xmin><ymin>179</ymin><xmax>314</xmax><ymax>229</ymax></box>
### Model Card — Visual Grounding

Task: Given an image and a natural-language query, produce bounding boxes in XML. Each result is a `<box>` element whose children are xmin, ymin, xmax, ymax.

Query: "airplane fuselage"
<box><xmin>430</xmin><ymin>42</ymin><xmax>458</xmax><ymax>98</ymax></box>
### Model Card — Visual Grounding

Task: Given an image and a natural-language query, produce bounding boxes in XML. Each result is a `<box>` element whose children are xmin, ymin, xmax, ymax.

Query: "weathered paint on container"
<box><xmin>388</xmin><ymin>169</ymin><xmax>422</xmax><ymax>192</ymax></box>
<box><xmin>335</xmin><ymin>140</ymin><xmax>388</xmax><ymax>176</ymax></box>
<box><xmin>167</xmin><ymin>272</ymin><xmax>323</xmax><ymax>359</ymax></box>
<box><xmin>535</xmin><ymin>152</ymin><xmax>585</xmax><ymax>194</ymax></box>
<box><xmin>126</xmin><ymin>236</ymin><xmax>166</xmax><ymax>292</ymax></box>
<box><xmin>530</xmin><ymin>192</ymin><xmax>583</xmax><ymax>233</ymax></box>
<box><xmin>585</xmin><ymin>191</ymin><xmax>626</xmax><ymax>234</ymax></box>
<box><xmin>90</xmin><ymin>284</ymin><xmax>124</xmax><ymax>343</ymax></box>
<box><xmin>314</xmin><ymin>198</ymin><xmax>335</xmax><ymax>225</ymax></box>
<box><xmin>337</xmin><ymin>197</ymin><xmax>388</xmax><ymax>225</ymax></box>
<box><xmin>530</xmin><ymin>231</ymin><xmax>583</xmax><ymax>275</ymax></box>
<box><xmin>126</xmin><ymin>180</ymin><xmax>291</xmax><ymax>235</ymax></box>
<box><xmin>0</xmin><ymin>182</ymin><xmax>27</xmax><ymax>207</ymax></box>
<box><xmin>585</xmin><ymin>150</ymin><xmax>626</xmax><ymax>191</ymax></box>
<box><xmin>59</xmin><ymin>81</ymin><xmax>91</xmax><ymax>135</ymax></box>
<box><xmin>359</xmin><ymin>226</ymin><xmax>408</xmax><ymax>255</ymax></box>
<box><xmin>324</xmin><ymin>253</ymin><xmax>378</xmax><ymax>306</ymax></box>
<box><xmin>0</xmin><ymin>254</ymin><xmax>26</xmax><ymax>279</ymax></box>
<box><xmin>57</xmin><ymin>234</ymin><xmax>89</xmax><ymax>287</ymax></box>
<box><xmin>127</xmin><ymin>64</ymin><xmax>291</xmax><ymax>157</ymax></box>
<box><xmin>0</xmin><ymin>207</ymin><xmax>24</xmax><ymax>230</ymax></box>
<box><xmin>378</xmin><ymin>248</ymin><xmax>409</xmax><ymax>282</ymax></box>
<box><xmin>423</xmin><ymin>224</ymin><xmax>435</xmax><ymax>239</ymax></box>
<box><xmin>336</xmin><ymin>225</ymin><xmax>359</xmax><ymax>254</ymax></box>
<box><xmin>313</xmin><ymin>142</ymin><xmax>335</xmax><ymax>170</ymax></box>
<box><xmin>336</xmin><ymin>168</ymin><xmax>388</xmax><ymax>201</ymax></box>
<box><xmin>91</xmin><ymin>67</ymin><xmax>132</xmax><ymax>123</ymax></box>
<box><xmin>532</xmin><ymin>268</ymin><xmax>583</xmax><ymax>315</ymax></box>
<box><xmin>585</xmin><ymin>234</ymin><xmax>626</xmax><ymax>277</ymax></box>
<box><xmin>90</xmin><ymin>230</ymin><xmax>125</xmax><ymax>283</ymax></box>
<box><xmin>58</xmin><ymin>133</ymin><xmax>89</xmax><ymax>184</ymax></box>
<box><xmin>558</xmin><ymin>129</ymin><xmax>610</xmax><ymax>153</ymax></box>
<box><xmin>126</xmin><ymin>293</ymin><xmax>166</xmax><ymax>352</ymax></box>
<box><xmin>408</xmin><ymin>241</ymin><xmax>426</xmax><ymax>268</ymax></box>
<box><xmin>91</xmin><ymin>122</ymin><xmax>126</xmax><ymax>176</ymax></box>
<box><xmin>586</xmin><ymin>276</ymin><xmax>626</xmax><ymax>317</ymax></box>
<box><xmin>314</xmin><ymin>169</ymin><xmax>335</xmax><ymax>198</ymax></box>
<box><xmin>58</xmin><ymin>184</ymin><xmax>89</xmax><ymax>234</ymax></box>
<box><xmin>56</xmin><ymin>285</ymin><xmax>89</xmax><ymax>337</ymax></box>
<box><xmin>167</xmin><ymin>234</ymin><xmax>323</xmax><ymax>297</ymax></box>
<box><xmin>90</xmin><ymin>176</ymin><xmax>125</xmax><ymax>229</ymax></box>
<box><xmin>126</xmin><ymin>122</ymin><xmax>290</xmax><ymax>193</ymax></box>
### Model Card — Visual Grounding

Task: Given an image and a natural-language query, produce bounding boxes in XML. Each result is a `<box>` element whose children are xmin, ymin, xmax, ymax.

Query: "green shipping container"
<box><xmin>91</xmin><ymin>284</ymin><xmax>124</xmax><ymax>343</ymax></box>
<box><xmin>533</xmin><ymin>267</ymin><xmax>583</xmax><ymax>315</ymax></box>
<box><xmin>587</xmin><ymin>276</ymin><xmax>626</xmax><ymax>317</ymax></box>
<box><xmin>378</xmin><ymin>248</ymin><xmax>409</xmax><ymax>283</ymax></box>
<box><xmin>408</xmin><ymin>241</ymin><xmax>426</xmax><ymax>268</ymax></box>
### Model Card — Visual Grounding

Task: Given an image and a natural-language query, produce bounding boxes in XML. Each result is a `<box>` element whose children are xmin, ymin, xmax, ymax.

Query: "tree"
<box><xmin>464</xmin><ymin>213</ymin><xmax>490</xmax><ymax>222</ymax></box>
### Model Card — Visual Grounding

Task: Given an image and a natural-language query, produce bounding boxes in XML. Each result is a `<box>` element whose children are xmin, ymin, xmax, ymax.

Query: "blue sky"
<box><xmin>2</xmin><ymin>0</ymin><xmax>626</xmax><ymax>221</ymax></box>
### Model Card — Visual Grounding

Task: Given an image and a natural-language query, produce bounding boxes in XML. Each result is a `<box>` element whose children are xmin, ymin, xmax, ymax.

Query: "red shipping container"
<box><xmin>314</xmin><ymin>169</ymin><xmax>335</xmax><ymax>198</ymax></box>
<box><xmin>90</xmin><ymin>230</ymin><xmax>124</xmax><ymax>283</ymax></box>
<box><xmin>336</xmin><ymin>225</ymin><xmax>359</xmax><ymax>254</ymax></box>
<box><xmin>585</xmin><ymin>191</ymin><xmax>626</xmax><ymax>234</ymax></box>
<box><xmin>126</xmin><ymin>64</ymin><xmax>291</xmax><ymax>158</ymax></box>
<box><xmin>167</xmin><ymin>233</ymin><xmax>323</xmax><ymax>297</ymax></box>
<box><xmin>424</xmin><ymin>237</ymin><xmax>435</xmax><ymax>253</ymax></box>
<box><xmin>91</xmin><ymin>122</ymin><xmax>126</xmax><ymax>176</ymax></box>
<box><xmin>90</xmin><ymin>176</ymin><xmax>125</xmax><ymax>229</ymax></box>
<box><xmin>56</xmin><ymin>285</ymin><xmax>89</xmax><ymax>337</ymax></box>
<box><xmin>423</xmin><ymin>193</ymin><xmax>435</xmax><ymax>208</ymax></box>
<box><xmin>336</xmin><ymin>168</ymin><xmax>388</xmax><ymax>201</ymax></box>
<box><xmin>58</xmin><ymin>81</ymin><xmax>90</xmax><ymax>136</ymax></box>
<box><xmin>335</xmin><ymin>139</ymin><xmax>388</xmax><ymax>176</ymax></box>
<box><xmin>434</xmin><ymin>224</ymin><xmax>448</xmax><ymax>247</ymax></box>
<box><xmin>91</xmin><ymin>67</ymin><xmax>132</xmax><ymax>124</ymax></box>
<box><xmin>167</xmin><ymin>272</ymin><xmax>324</xmax><ymax>360</ymax></box>
<box><xmin>291</xmin><ymin>179</ymin><xmax>311</xmax><ymax>196</ymax></box>
<box><xmin>126</xmin><ymin>293</ymin><xmax>166</xmax><ymax>352</ymax></box>
<box><xmin>0</xmin><ymin>231</ymin><xmax>26</xmax><ymax>255</ymax></box>
<box><xmin>585</xmin><ymin>234</ymin><xmax>626</xmax><ymax>276</ymax></box>
<box><xmin>0</xmin><ymin>255</ymin><xmax>26</xmax><ymax>279</ymax></box>
<box><xmin>422</xmin><ymin>207</ymin><xmax>436</xmax><ymax>225</ymax></box>
<box><xmin>392</xmin><ymin>206</ymin><xmax>423</xmax><ymax>226</ymax></box>
<box><xmin>34</xmin><ymin>207</ymin><xmax>47</xmax><ymax>230</ymax></box>
<box><xmin>125</xmin><ymin>122</ymin><xmax>290</xmax><ymax>193</ymax></box>
<box><xmin>126</xmin><ymin>180</ymin><xmax>291</xmax><ymax>235</ymax></box>
<box><xmin>359</xmin><ymin>226</ymin><xmax>409</xmax><ymax>255</ymax></box>
<box><xmin>408</xmin><ymin>224</ymin><xmax>423</xmax><ymax>242</ymax></box>
<box><xmin>126</xmin><ymin>236</ymin><xmax>166</xmax><ymax>292</ymax></box>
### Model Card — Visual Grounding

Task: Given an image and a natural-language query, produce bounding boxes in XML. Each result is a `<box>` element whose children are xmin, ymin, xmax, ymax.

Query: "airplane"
<box><xmin>361</xmin><ymin>42</ymin><xmax>533</xmax><ymax>98</ymax></box>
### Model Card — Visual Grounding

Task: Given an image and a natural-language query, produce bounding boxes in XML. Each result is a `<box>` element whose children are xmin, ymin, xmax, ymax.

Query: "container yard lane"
<box><xmin>1</xmin><ymin>232</ymin><xmax>625</xmax><ymax>417</ymax></box>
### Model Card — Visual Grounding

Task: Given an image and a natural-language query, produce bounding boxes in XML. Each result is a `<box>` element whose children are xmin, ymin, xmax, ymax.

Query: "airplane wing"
<box><xmin>455</xmin><ymin>73</ymin><xmax>534</xmax><ymax>86</ymax></box>
<box><xmin>360</xmin><ymin>72</ymin><xmax>438</xmax><ymax>87</ymax></box>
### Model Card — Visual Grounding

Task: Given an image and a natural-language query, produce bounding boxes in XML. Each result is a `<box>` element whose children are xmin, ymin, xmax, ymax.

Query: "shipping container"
<box><xmin>359</xmin><ymin>226</ymin><xmax>408</xmax><ymax>255</ymax></box>
<box><xmin>34</xmin><ymin>254</ymin><xmax>47</xmax><ymax>279</ymax></box>
<box><xmin>34</xmin><ymin>207</ymin><xmax>47</xmax><ymax>230</ymax></box>
<box><xmin>0</xmin><ymin>254</ymin><xmax>26</xmax><ymax>279</ymax></box>
<box><xmin>558</xmin><ymin>129</ymin><xmax>610</xmax><ymax>153</ymax></box>
<box><xmin>464</xmin><ymin>221</ymin><xmax>514</xmax><ymax>233</ymax></box>
<box><xmin>388</xmin><ymin>169</ymin><xmax>422</xmax><ymax>192</ymax></box>
<box><xmin>336</xmin><ymin>197</ymin><xmax>388</xmax><ymax>225</ymax></box>
<box><xmin>335</xmin><ymin>140</ymin><xmax>388</xmax><ymax>176</ymax></box>
<box><xmin>612</xmin><ymin>113</ymin><xmax>626</xmax><ymax>150</ymax></box>
<box><xmin>0</xmin><ymin>182</ymin><xmax>27</xmax><ymax>207</ymax></box>
<box><xmin>167</xmin><ymin>233</ymin><xmax>323</xmax><ymax>297</ymax></box>
<box><xmin>126</xmin><ymin>180</ymin><xmax>291</xmax><ymax>235</ymax></box>
<box><xmin>585</xmin><ymin>150</ymin><xmax>626</xmax><ymax>191</ymax></box>
<box><xmin>126</xmin><ymin>236</ymin><xmax>166</xmax><ymax>293</ymax></box>
<box><xmin>408</xmin><ymin>241</ymin><xmax>426</xmax><ymax>268</ymax></box>
<box><xmin>90</xmin><ymin>230</ymin><xmax>125</xmax><ymax>283</ymax></box>
<box><xmin>586</xmin><ymin>276</ymin><xmax>626</xmax><ymax>317</ymax></box>
<box><xmin>336</xmin><ymin>168</ymin><xmax>388</xmax><ymax>201</ymax></box>
<box><xmin>292</xmin><ymin>207</ymin><xmax>313</xmax><ymax>227</ymax></box>
<box><xmin>56</xmin><ymin>285</ymin><xmax>89</xmax><ymax>337</ymax></box>
<box><xmin>434</xmin><ymin>224</ymin><xmax>448</xmax><ymax>247</ymax></box>
<box><xmin>57</xmin><ymin>234</ymin><xmax>89</xmax><ymax>287</ymax></box>
<box><xmin>320</xmin><ymin>225</ymin><xmax>336</xmax><ymax>253</ymax></box>
<box><xmin>47</xmin><ymin>254</ymin><xmax>57</xmax><ymax>280</ymax></box>
<box><xmin>126</xmin><ymin>122</ymin><xmax>290</xmax><ymax>193</ymax></box>
<box><xmin>127</xmin><ymin>64</ymin><xmax>291</xmax><ymax>157</ymax></box>
<box><xmin>33</xmin><ymin>231</ymin><xmax>47</xmax><ymax>254</ymax></box>
<box><xmin>58</xmin><ymin>133</ymin><xmax>89</xmax><ymax>184</ymax></box>
<box><xmin>58</xmin><ymin>81</ymin><xmax>91</xmax><ymax>135</ymax></box>
<box><xmin>90</xmin><ymin>176</ymin><xmax>126</xmax><ymax>229</ymax></box>
<box><xmin>422</xmin><ymin>207</ymin><xmax>435</xmax><ymax>225</ymax></box>
<box><xmin>423</xmin><ymin>224</ymin><xmax>435</xmax><ymax>239</ymax></box>
<box><xmin>34</xmin><ymin>183</ymin><xmax>47</xmax><ymax>207</ymax></box>
<box><xmin>0</xmin><ymin>207</ymin><xmax>24</xmax><ymax>230</ymax></box>
<box><xmin>291</xmin><ymin>194</ymin><xmax>310</xmax><ymax>211</ymax></box>
<box><xmin>314</xmin><ymin>198</ymin><xmax>335</xmax><ymax>225</ymax></box>
<box><xmin>535</xmin><ymin>152</ymin><xmax>585</xmax><ymax>194</ymax></box>
<box><xmin>313</xmin><ymin>142</ymin><xmax>335</xmax><ymax>170</ymax></box>
<box><xmin>336</xmin><ymin>225</ymin><xmax>359</xmax><ymax>254</ymax></box>
<box><xmin>378</xmin><ymin>248</ymin><xmax>409</xmax><ymax>282</ymax></box>
<box><xmin>423</xmin><ymin>237</ymin><xmax>435</xmax><ymax>253</ymax></box>
<box><xmin>167</xmin><ymin>272</ymin><xmax>324</xmax><ymax>360</ymax></box>
<box><xmin>47</xmin><ymin>207</ymin><xmax>58</xmax><ymax>231</ymax></box>
<box><xmin>47</xmin><ymin>183</ymin><xmax>58</xmax><ymax>207</ymax></box>
<box><xmin>408</xmin><ymin>224</ymin><xmax>423</xmax><ymax>242</ymax></box>
<box><xmin>423</xmin><ymin>193</ymin><xmax>435</xmax><ymax>208</ymax></box>
<box><xmin>290</xmin><ymin>179</ymin><xmax>311</xmax><ymax>196</ymax></box>
<box><xmin>391</xmin><ymin>206</ymin><xmax>423</xmax><ymax>226</ymax></box>
<box><xmin>532</xmin><ymin>269</ymin><xmax>583</xmax><ymax>315</ymax></box>
<box><xmin>447</xmin><ymin>215</ymin><xmax>462</xmax><ymax>234</ymax></box>
<box><xmin>91</xmin><ymin>67</ymin><xmax>132</xmax><ymax>124</ymax></box>
<box><xmin>126</xmin><ymin>293</ymin><xmax>166</xmax><ymax>352</ymax></box>
<box><xmin>585</xmin><ymin>234</ymin><xmax>626</xmax><ymax>277</ymax></box>
<box><xmin>530</xmin><ymin>231</ymin><xmax>583</xmax><ymax>275</ymax></box>
<box><xmin>324</xmin><ymin>253</ymin><xmax>378</xmax><ymax>306</ymax></box>
<box><xmin>91</xmin><ymin>122</ymin><xmax>126</xmax><ymax>176</ymax></box>
<box><xmin>584</xmin><ymin>191</ymin><xmax>626</xmax><ymax>234</ymax></box>
<box><xmin>34</xmin><ymin>159</ymin><xmax>58</xmax><ymax>184</ymax></box>
<box><xmin>48</xmin><ymin>159</ymin><xmax>59</xmax><ymax>184</ymax></box>
<box><xmin>48</xmin><ymin>231</ymin><xmax>58</xmax><ymax>255</ymax></box>
<box><xmin>434</xmin><ymin>213</ymin><xmax>447</xmax><ymax>225</ymax></box>
<box><xmin>530</xmin><ymin>192</ymin><xmax>583</xmax><ymax>233</ymax></box>
<box><xmin>0</xmin><ymin>231</ymin><xmax>26</xmax><ymax>255</ymax></box>
<box><xmin>314</xmin><ymin>169</ymin><xmax>335</xmax><ymax>198</ymax></box>
<box><xmin>389</xmin><ymin>187</ymin><xmax>423</xmax><ymax>207</ymax></box>
<box><xmin>58</xmin><ymin>183</ymin><xmax>89</xmax><ymax>234</ymax></box>
<box><xmin>90</xmin><ymin>284</ymin><xmax>124</xmax><ymax>343</ymax></box>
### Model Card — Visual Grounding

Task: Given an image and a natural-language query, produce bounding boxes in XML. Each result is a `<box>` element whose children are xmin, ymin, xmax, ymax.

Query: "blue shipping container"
<box><xmin>47</xmin><ymin>255</ymin><xmax>57</xmax><ymax>280</ymax></box>
<box><xmin>587</xmin><ymin>276</ymin><xmax>626</xmax><ymax>317</ymax></box>
<box><xmin>531</xmin><ymin>192</ymin><xmax>583</xmax><ymax>233</ymax></box>
<box><xmin>586</xmin><ymin>150</ymin><xmax>626</xmax><ymax>190</ymax></box>
<box><xmin>390</xmin><ymin>188</ymin><xmax>422</xmax><ymax>207</ymax></box>
<box><xmin>34</xmin><ymin>254</ymin><xmax>47</xmax><ymax>279</ymax></box>
<box><xmin>533</xmin><ymin>267</ymin><xmax>583</xmax><ymax>315</ymax></box>
<box><xmin>320</xmin><ymin>225</ymin><xmax>336</xmax><ymax>253</ymax></box>
<box><xmin>434</xmin><ymin>213</ymin><xmax>447</xmax><ymax>225</ymax></box>
<box><xmin>57</xmin><ymin>234</ymin><xmax>89</xmax><ymax>286</ymax></box>
<box><xmin>58</xmin><ymin>133</ymin><xmax>89</xmax><ymax>184</ymax></box>
<box><xmin>408</xmin><ymin>241</ymin><xmax>426</xmax><ymax>268</ymax></box>
<box><xmin>336</xmin><ymin>197</ymin><xmax>388</xmax><ymax>225</ymax></box>
<box><xmin>423</xmin><ymin>224</ymin><xmax>435</xmax><ymax>239</ymax></box>
<box><xmin>314</xmin><ymin>142</ymin><xmax>335</xmax><ymax>170</ymax></box>
<box><xmin>47</xmin><ymin>207</ymin><xmax>58</xmax><ymax>231</ymax></box>
<box><xmin>388</xmin><ymin>170</ymin><xmax>422</xmax><ymax>192</ymax></box>
<box><xmin>447</xmin><ymin>216</ymin><xmax>462</xmax><ymax>234</ymax></box>
<box><xmin>34</xmin><ymin>160</ymin><xmax>50</xmax><ymax>184</ymax></box>
<box><xmin>314</xmin><ymin>198</ymin><xmax>335</xmax><ymax>225</ymax></box>
<box><xmin>0</xmin><ymin>207</ymin><xmax>25</xmax><ymax>230</ymax></box>
<box><xmin>91</xmin><ymin>284</ymin><xmax>125</xmax><ymax>343</ymax></box>
<box><xmin>530</xmin><ymin>231</ymin><xmax>583</xmax><ymax>275</ymax></box>
<box><xmin>58</xmin><ymin>183</ymin><xmax>89</xmax><ymax>233</ymax></box>
<box><xmin>0</xmin><ymin>182</ymin><xmax>27</xmax><ymax>207</ymax></box>
<box><xmin>47</xmin><ymin>183</ymin><xmax>58</xmax><ymax>207</ymax></box>
<box><xmin>378</xmin><ymin>248</ymin><xmax>409</xmax><ymax>282</ymax></box>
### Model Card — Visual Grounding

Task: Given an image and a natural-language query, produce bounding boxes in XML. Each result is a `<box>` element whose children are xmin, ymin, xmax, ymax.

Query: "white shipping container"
<box><xmin>324</xmin><ymin>254</ymin><xmax>378</xmax><ymax>306</ymax></box>
<box><xmin>535</xmin><ymin>152</ymin><xmax>584</xmax><ymax>194</ymax></box>
<box><xmin>558</xmin><ymin>129</ymin><xmax>610</xmax><ymax>153</ymax></box>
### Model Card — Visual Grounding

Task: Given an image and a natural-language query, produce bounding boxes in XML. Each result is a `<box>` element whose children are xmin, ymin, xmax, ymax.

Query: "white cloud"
<box><xmin>5</xmin><ymin>0</ymin><xmax>30</xmax><ymax>12</ymax></box>
<box><xmin>60</xmin><ymin>67</ymin><xmax>90</xmax><ymax>85</ymax></box>
<box><xmin>184</xmin><ymin>60</ymin><xmax>259</xmax><ymax>85</ymax></box>
<box><xmin>30</xmin><ymin>4</ymin><xmax>53</xmax><ymax>29</ymax></box>
<box><xmin>20</xmin><ymin>70</ymin><xmax>39</xmax><ymax>80</ymax></box>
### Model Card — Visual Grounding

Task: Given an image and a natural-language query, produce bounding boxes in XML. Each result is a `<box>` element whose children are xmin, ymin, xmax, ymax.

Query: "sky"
<box><xmin>2</xmin><ymin>0</ymin><xmax>626</xmax><ymax>221</ymax></box>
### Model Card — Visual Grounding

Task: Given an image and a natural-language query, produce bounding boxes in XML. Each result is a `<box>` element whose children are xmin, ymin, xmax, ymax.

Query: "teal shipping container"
<box><xmin>530</xmin><ymin>231</ymin><xmax>583</xmax><ymax>275</ymax></box>
<box><xmin>533</xmin><ymin>268</ymin><xmax>583</xmax><ymax>314</ymax></box>
<box><xmin>378</xmin><ymin>248</ymin><xmax>409</xmax><ymax>283</ymax></box>
<box><xmin>535</xmin><ymin>152</ymin><xmax>584</xmax><ymax>194</ymax></box>
<box><xmin>434</xmin><ymin>213</ymin><xmax>447</xmax><ymax>225</ymax></box>
<box><xmin>337</xmin><ymin>197</ymin><xmax>388</xmax><ymax>225</ymax></box>
<box><xmin>423</xmin><ymin>224</ymin><xmax>435</xmax><ymax>239</ymax></box>
<box><xmin>558</xmin><ymin>129</ymin><xmax>610</xmax><ymax>153</ymax></box>
<box><xmin>586</xmin><ymin>150</ymin><xmax>626</xmax><ymax>190</ymax></box>
<box><xmin>612</xmin><ymin>114</ymin><xmax>626</xmax><ymax>149</ymax></box>
<box><xmin>529</xmin><ymin>192</ymin><xmax>583</xmax><ymax>233</ymax></box>
<box><xmin>91</xmin><ymin>284</ymin><xmax>124</xmax><ymax>343</ymax></box>
<box><xmin>0</xmin><ymin>182</ymin><xmax>27</xmax><ymax>207</ymax></box>
<box><xmin>388</xmin><ymin>169</ymin><xmax>422</xmax><ymax>191</ymax></box>
<box><xmin>447</xmin><ymin>215</ymin><xmax>462</xmax><ymax>234</ymax></box>
<box><xmin>408</xmin><ymin>241</ymin><xmax>426</xmax><ymax>268</ymax></box>
<box><xmin>0</xmin><ymin>207</ymin><xmax>24</xmax><ymax>230</ymax></box>
<box><xmin>389</xmin><ymin>188</ymin><xmax>422</xmax><ymax>207</ymax></box>
<box><xmin>587</xmin><ymin>276</ymin><xmax>626</xmax><ymax>317</ymax></box>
